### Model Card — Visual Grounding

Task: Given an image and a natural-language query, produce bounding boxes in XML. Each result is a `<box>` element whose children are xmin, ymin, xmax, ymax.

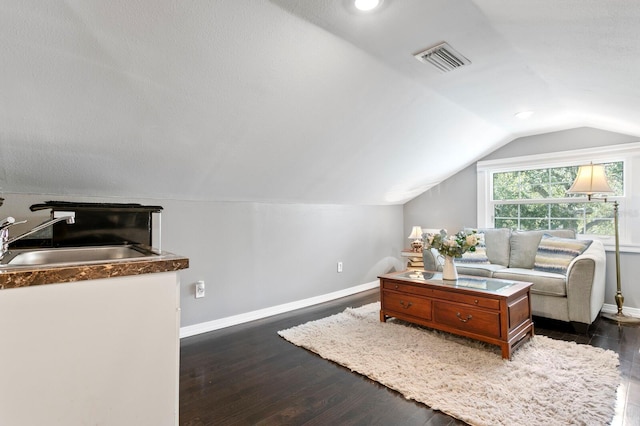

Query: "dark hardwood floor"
<box><xmin>180</xmin><ymin>289</ymin><xmax>640</xmax><ymax>425</ymax></box>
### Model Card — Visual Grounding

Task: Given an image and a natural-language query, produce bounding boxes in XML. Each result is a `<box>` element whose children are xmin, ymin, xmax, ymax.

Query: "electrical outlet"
<box><xmin>337</xmin><ymin>262</ymin><xmax>343</xmax><ymax>273</ymax></box>
<box><xmin>195</xmin><ymin>281</ymin><xmax>205</xmax><ymax>298</ymax></box>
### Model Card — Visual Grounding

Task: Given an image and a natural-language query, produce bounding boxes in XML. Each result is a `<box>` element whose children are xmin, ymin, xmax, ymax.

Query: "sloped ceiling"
<box><xmin>1</xmin><ymin>1</ymin><xmax>639</xmax><ymax>205</ymax></box>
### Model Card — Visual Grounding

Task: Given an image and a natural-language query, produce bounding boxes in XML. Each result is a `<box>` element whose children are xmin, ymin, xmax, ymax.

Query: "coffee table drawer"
<box><xmin>432</xmin><ymin>289</ymin><xmax>500</xmax><ymax>310</ymax></box>
<box><xmin>382</xmin><ymin>281</ymin><xmax>433</xmax><ymax>298</ymax></box>
<box><xmin>433</xmin><ymin>301</ymin><xmax>501</xmax><ymax>338</ymax></box>
<box><xmin>383</xmin><ymin>291</ymin><xmax>432</xmax><ymax>320</ymax></box>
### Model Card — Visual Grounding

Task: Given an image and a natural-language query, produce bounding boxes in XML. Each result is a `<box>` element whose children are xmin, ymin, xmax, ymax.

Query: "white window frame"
<box><xmin>477</xmin><ymin>142</ymin><xmax>640</xmax><ymax>253</ymax></box>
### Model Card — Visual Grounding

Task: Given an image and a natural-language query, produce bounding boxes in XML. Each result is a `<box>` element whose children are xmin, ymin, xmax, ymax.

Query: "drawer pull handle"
<box><xmin>399</xmin><ymin>300</ymin><xmax>413</xmax><ymax>309</ymax></box>
<box><xmin>395</xmin><ymin>285</ymin><xmax>399</xmax><ymax>289</ymax></box>
<box><xmin>474</xmin><ymin>299</ymin><xmax>479</xmax><ymax>304</ymax></box>
<box><xmin>456</xmin><ymin>312</ymin><xmax>473</xmax><ymax>323</ymax></box>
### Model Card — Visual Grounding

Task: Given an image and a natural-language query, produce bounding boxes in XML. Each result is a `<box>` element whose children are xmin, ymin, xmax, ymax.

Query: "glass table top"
<box><xmin>393</xmin><ymin>270</ymin><xmax>517</xmax><ymax>293</ymax></box>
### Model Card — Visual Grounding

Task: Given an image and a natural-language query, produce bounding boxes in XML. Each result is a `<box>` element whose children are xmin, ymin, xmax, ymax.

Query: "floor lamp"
<box><xmin>567</xmin><ymin>163</ymin><xmax>640</xmax><ymax>325</ymax></box>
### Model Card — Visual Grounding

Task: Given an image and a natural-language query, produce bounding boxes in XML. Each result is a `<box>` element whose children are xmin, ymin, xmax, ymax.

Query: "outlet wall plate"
<box><xmin>195</xmin><ymin>281</ymin><xmax>205</xmax><ymax>298</ymax></box>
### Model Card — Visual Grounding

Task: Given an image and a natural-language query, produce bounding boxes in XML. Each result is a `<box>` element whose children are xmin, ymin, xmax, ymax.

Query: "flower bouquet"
<box><xmin>424</xmin><ymin>229</ymin><xmax>480</xmax><ymax>280</ymax></box>
<box><xmin>425</xmin><ymin>229</ymin><xmax>480</xmax><ymax>258</ymax></box>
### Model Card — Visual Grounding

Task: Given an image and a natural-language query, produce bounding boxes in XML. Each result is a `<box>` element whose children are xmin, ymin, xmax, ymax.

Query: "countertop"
<box><xmin>0</xmin><ymin>251</ymin><xmax>189</xmax><ymax>289</ymax></box>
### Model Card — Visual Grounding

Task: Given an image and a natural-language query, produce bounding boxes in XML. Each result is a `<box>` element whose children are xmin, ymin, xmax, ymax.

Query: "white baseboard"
<box><xmin>601</xmin><ymin>303</ymin><xmax>640</xmax><ymax>318</ymax></box>
<box><xmin>180</xmin><ymin>280</ymin><xmax>379</xmax><ymax>339</ymax></box>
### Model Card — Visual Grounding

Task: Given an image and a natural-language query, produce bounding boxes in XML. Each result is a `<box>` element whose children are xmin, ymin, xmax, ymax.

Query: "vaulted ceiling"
<box><xmin>1</xmin><ymin>0</ymin><xmax>639</xmax><ymax>205</ymax></box>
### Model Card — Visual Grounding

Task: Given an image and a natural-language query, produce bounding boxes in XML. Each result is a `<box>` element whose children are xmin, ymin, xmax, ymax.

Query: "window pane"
<box><xmin>520</xmin><ymin>203</ymin><xmax>548</xmax><ymax>218</ymax></box>
<box><xmin>584</xmin><ymin>203</ymin><xmax>614</xmax><ymax>235</ymax></box>
<box><xmin>493</xmin><ymin>172</ymin><xmax>519</xmax><ymax>200</ymax></box>
<box><xmin>548</xmin><ymin>182</ymin><xmax>570</xmax><ymax>198</ymax></box>
<box><xmin>519</xmin><ymin>219</ymin><xmax>548</xmax><ymax>230</ymax></box>
<box><xmin>586</xmin><ymin>218</ymin><xmax>614</xmax><ymax>235</ymax></box>
<box><xmin>495</xmin><ymin>218</ymin><xmax>518</xmax><ymax>229</ymax></box>
<box><xmin>550</xmin><ymin>166</ymin><xmax>578</xmax><ymax>185</ymax></box>
<box><xmin>493</xmin><ymin>161</ymin><xmax>623</xmax><ymax>201</ymax></box>
<box><xmin>492</xmin><ymin>201</ymin><xmax>617</xmax><ymax>235</ymax></box>
<box><xmin>550</xmin><ymin>203</ymin><xmax>584</xmax><ymax>218</ymax></box>
<box><xmin>604</xmin><ymin>162</ymin><xmax>624</xmax><ymax>195</ymax></box>
<box><xmin>491</xmin><ymin>161</ymin><xmax>623</xmax><ymax>235</ymax></box>
<box><xmin>494</xmin><ymin>204</ymin><xmax>518</xmax><ymax>217</ymax></box>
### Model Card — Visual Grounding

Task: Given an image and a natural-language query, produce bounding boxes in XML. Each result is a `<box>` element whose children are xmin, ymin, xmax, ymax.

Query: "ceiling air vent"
<box><xmin>414</xmin><ymin>42</ymin><xmax>471</xmax><ymax>73</ymax></box>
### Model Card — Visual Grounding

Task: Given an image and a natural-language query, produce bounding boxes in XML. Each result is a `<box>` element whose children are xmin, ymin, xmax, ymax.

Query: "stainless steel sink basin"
<box><xmin>0</xmin><ymin>245</ymin><xmax>159</xmax><ymax>266</ymax></box>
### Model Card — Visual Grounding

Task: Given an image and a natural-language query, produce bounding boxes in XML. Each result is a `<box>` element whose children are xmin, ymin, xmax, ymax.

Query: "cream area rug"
<box><xmin>278</xmin><ymin>303</ymin><xmax>620</xmax><ymax>426</ymax></box>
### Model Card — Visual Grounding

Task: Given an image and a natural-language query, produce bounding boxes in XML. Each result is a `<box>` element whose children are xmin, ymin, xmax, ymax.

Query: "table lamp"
<box><xmin>408</xmin><ymin>226</ymin><xmax>424</xmax><ymax>252</ymax></box>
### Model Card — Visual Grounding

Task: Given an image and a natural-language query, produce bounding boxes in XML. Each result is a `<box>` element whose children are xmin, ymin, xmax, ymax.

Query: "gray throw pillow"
<box><xmin>509</xmin><ymin>229</ymin><xmax>577</xmax><ymax>269</ymax></box>
<box><xmin>479</xmin><ymin>228</ymin><xmax>511</xmax><ymax>266</ymax></box>
<box><xmin>509</xmin><ymin>230</ymin><xmax>546</xmax><ymax>269</ymax></box>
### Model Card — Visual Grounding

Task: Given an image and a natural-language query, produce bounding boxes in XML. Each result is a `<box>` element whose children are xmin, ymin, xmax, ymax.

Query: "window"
<box><xmin>492</xmin><ymin>162</ymin><xmax>623</xmax><ymax>235</ymax></box>
<box><xmin>477</xmin><ymin>142</ymin><xmax>640</xmax><ymax>251</ymax></box>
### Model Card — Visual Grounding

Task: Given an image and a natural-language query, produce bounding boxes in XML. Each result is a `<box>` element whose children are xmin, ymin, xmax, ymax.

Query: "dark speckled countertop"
<box><xmin>0</xmin><ymin>252</ymin><xmax>189</xmax><ymax>289</ymax></box>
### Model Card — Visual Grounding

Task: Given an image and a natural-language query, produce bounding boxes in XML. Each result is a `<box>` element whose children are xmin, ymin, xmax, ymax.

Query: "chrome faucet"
<box><xmin>0</xmin><ymin>212</ymin><xmax>75</xmax><ymax>259</ymax></box>
<box><xmin>0</xmin><ymin>217</ymin><xmax>25</xmax><ymax>257</ymax></box>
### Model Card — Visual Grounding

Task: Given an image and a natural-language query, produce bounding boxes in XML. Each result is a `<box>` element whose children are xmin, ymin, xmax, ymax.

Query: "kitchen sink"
<box><xmin>0</xmin><ymin>245</ymin><xmax>159</xmax><ymax>266</ymax></box>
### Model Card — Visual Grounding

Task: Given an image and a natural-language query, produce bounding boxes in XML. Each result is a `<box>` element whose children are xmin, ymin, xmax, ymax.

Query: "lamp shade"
<box><xmin>408</xmin><ymin>226</ymin><xmax>423</xmax><ymax>239</ymax></box>
<box><xmin>567</xmin><ymin>163</ymin><xmax>614</xmax><ymax>196</ymax></box>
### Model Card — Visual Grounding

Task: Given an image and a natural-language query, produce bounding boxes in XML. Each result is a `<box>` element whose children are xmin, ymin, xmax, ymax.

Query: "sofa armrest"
<box><xmin>565</xmin><ymin>240</ymin><xmax>606</xmax><ymax>324</ymax></box>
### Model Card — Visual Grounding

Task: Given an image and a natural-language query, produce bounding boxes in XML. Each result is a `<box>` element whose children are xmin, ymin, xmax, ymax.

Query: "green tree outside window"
<box><xmin>492</xmin><ymin>162</ymin><xmax>623</xmax><ymax>236</ymax></box>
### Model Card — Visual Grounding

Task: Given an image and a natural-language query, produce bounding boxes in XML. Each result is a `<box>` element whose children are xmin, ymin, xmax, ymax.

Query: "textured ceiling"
<box><xmin>1</xmin><ymin>0</ymin><xmax>639</xmax><ymax>205</ymax></box>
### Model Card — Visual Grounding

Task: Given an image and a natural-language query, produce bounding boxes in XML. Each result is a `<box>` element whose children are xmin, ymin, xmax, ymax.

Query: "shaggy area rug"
<box><xmin>278</xmin><ymin>302</ymin><xmax>620</xmax><ymax>426</ymax></box>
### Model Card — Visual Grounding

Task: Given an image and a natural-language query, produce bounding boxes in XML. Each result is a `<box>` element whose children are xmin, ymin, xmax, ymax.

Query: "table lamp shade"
<box><xmin>567</xmin><ymin>163</ymin><xmax>614</xmax><ymax>196</ymax></box>
<box><xmin>408</xmin><ymin>226</ymin><xmax>423</xmax><ymax>240</ymax></box>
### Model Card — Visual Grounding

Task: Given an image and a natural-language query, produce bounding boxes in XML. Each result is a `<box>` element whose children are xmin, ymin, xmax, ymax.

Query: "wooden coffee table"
<box><xmin>379</xmin><ymin>270</ymin><xmax>534</xmax><ymax>359</ymax></box>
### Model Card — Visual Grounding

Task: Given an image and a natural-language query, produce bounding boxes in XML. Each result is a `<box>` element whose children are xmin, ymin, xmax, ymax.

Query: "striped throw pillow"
<box><xmin>533</xmin><ymin>235</ymin><xmax>592</xmax><ymax>274</ymax></box>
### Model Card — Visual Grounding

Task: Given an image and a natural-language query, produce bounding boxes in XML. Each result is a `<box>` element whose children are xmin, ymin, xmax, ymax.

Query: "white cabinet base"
<box><xmin>0</xmin><ymin>272</ymin><xmax>180</xmax><ymax>426</ymax></box>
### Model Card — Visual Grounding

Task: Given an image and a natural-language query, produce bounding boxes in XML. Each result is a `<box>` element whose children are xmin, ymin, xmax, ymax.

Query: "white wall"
<box><xmin>403</xmin><ymin>163</ymin><xmax>478</xmax><ymax>234</ymax></box>
<box><xmin>1</xmin><ymin>193</ymin><xmax>404</xmax><ymax>327</ymax></box>
<box><xmin>404</xmin><ymin>127</ymin><xmax>640</xmax><ymax>311</ymax></box>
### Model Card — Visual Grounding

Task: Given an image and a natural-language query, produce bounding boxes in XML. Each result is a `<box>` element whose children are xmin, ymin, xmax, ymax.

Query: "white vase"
<box><xmin>442</xmin><ymin>255</ymin><xmax>458</xmax><ymax>281</ymax></box>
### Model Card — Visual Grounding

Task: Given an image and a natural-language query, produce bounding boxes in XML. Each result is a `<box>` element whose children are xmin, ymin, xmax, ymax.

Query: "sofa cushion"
<box><xmin>509</xmin><ymin>230</ymin><xmax>544</xmax><ymax>269</ymax></box>
<box><xmin>533</xmin><ymin>235</ymin><xmax>592</xmax><ymax>275</ymax></box>
<box><xmin>454</xmin><ymin>263</ymin><xmax>508</xmax><ymax>277</ymax></box>
<box><xmin>508</xmin><ymin>229</ymin><xmax>577</xmax><ymax>269</ymax></box>
<box><xmin>478</xmin><ymin>228</ymin><xmax>511</xmax><ymax>266</ymax></box>
<box><xmin>492</xmin><ymin>268</ymin><xmax>567</xmax><ymax>297</ymax></box>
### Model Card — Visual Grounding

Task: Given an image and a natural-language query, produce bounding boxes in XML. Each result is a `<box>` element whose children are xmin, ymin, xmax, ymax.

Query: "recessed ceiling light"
<box><xmin>515</xmin><ymin>111</ymin><xmax>534</xmax><ymax>119</ymax></box>
<box><xmin>354</xmin><ymin>0</ymin><xmax>383</xmax><ymax>11</ymax></box>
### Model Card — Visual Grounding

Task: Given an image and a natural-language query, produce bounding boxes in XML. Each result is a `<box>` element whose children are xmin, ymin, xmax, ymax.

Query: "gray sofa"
<box><xmin>423</xmin><ymin>229</ymin><xmax>606</xmax><ymax>330</ymax></box>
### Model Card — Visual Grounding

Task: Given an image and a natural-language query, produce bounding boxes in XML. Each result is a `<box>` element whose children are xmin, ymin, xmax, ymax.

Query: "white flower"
<box><xmin>466</xmin><ymin>234</ymin><xmax>478</xmax><ymax>246</ymax></box>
